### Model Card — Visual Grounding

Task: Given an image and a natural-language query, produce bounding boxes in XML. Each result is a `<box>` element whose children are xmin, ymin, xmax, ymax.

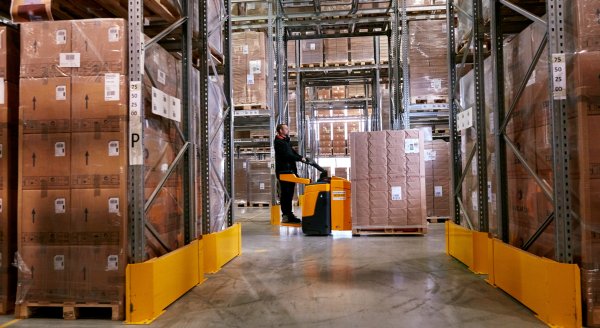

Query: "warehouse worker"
<box><xmin>274</xmin><ymin>123</ymin><xmax>306</xmax><ymax>224</ymax></box>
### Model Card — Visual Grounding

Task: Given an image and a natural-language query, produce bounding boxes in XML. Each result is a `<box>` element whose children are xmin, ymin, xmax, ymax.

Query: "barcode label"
<box><xmin>59</xmin><ymin>52</ymin><xmax>80</xmax><ymax>67</ymax></box>
<box><xmin>56</xmin><ymin>85</ymin><xmax>67</xmax><ymax>101</ymax></box>
<box><xmin>54</xmin><ymin>255</ymin><xmax>65</xmax><ymax>271</ymax></box>
<box><xmin>0</xmin><ymin>77</ymin><xmax>4</xmax><ymax>105</ymax></box>
<box><xmin>243</xmin><ymin>45</ymin><xmax>249</xmax><ymax>54</ymax></box>
<box><xmin>56</xmin><ymin>29</ymin><xmax>67</xmax><ymax>44</ymax></box>
<box><xmin>151</xmin><ymin>87</ymin><xmax>164</xmax><ymax>116</ymax></box>
<box><xmin>108</xmin><ymin>197</ymin><xmax>120</xmax><ymax>214</ymax></box>
<box><xmin>552</xmin><ymin>53</ymin><xmax>567</xmax><ymax>100</ymax></box>
<box><xmin>259</xmin><ymin>183</ymin><xmax>265</xmax><ymax>190</ymax></box>
<box><xmin>424</xmin><ymin>150</ymin><xmax>436</xmax><ymax>161</ymax></box>
<box><xmin>107</xmin><ymin>255</ymin><xmax>119</xmax><ymax>271</ymax></box>
<box><xmin>55</xmin><ymin>198</ymin><xmax>66</xmax><ymax>214</ymax></box>
<box><xmin>108</xmin><ymin>141</ymin><xmax>120</xmax><ymax>156</ymax></box>
<box><xmin>405</xmin><ymin>139</ymin><xmax>419</xmax><ymax>153</ymax></box>
<box><xmin>434</xmin><ymin>186</ymin><xmax>443</xmax><ymax>197</ymax></box>
<box><xmin>247</xmin><ymin>74</ymin><xmax>255</xmax><ymax>85</ymax></box>
<box><xmin>310</xmin><ymin>43</ymin><xmax>316</xmax><ymax>50</ymax></box>
<box><xmin>457</xmin><ymin>107</ymin><xmax>473</xmax><ymax>130</ymax></box>
<box><xmin>249</xmin><ymin>60</ymin><xmax>262</xmax><ymax>74</ymax></box>
<box><xmin>158</xmin><ymin>70</ymin><xmax>166</xmax><ymax>85</ymax></box>
<box><xmin>108</xmin><ymin>27</ymin><xmax>120</xmax><ymax>42</ymax></box>
<box><xmin>0</xmin><ymin>198</ymin><xmax>3</xmax><ymax>213</ymax></box>
<box><xmin>169</xmin><ymin>96</ymin><xmax>182</xmax><ymax>122</ymax></box>
<box><xmin>55</xmin><ymin>142</ymin><xmax>66</xmax><ymax>157</ymax></box>
<box><xmin>391</xmin><ymin>186</ymin><xmax>402</xmax><ymax>201</ymax></box>
<box><xmin>104</xmin><ymin>73</ymin><xmax>120</xmax><ymax>101</ymax></box>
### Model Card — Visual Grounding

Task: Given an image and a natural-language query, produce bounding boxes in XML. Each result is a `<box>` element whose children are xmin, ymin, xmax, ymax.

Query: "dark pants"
<box><xmin>278</xmin><ymin>177</ymin><xmax>296</xmax><ymax>216</ymax></box>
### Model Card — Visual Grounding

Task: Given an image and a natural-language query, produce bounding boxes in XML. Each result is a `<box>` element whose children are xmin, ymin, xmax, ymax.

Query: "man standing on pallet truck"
<box><xmin>274</xmin><ymin>123</ymin><xmax>306</xmax><ymax>224</ymax></box>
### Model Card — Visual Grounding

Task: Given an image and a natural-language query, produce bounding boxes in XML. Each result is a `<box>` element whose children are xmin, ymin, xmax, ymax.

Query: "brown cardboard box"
<box><xmin>72</xmin><ymin>19</ymin><xmax>127</xmax><ymax>76</ymax></box>
<box><xmin>300</xmin><ymin>40</ymin><xmax>323</xmax><ymax>66</ymax></box>
<box><xmin>70</xmin><ymin>245</ymin><xmax>124</xmax><ymax>303</ymax></box>
<box><xmin>233</xmin><ymin>31</ymin><xmax>267</xmax><ymax>107</ymax></box>
<box><xmin>325</xmin><ymin>38</ymin><xmax>349</xmax><ymax>64</ymax></box>
<box><xmin>71</xmin><ymin>75</ymin><xmax>127</xmax><ymax>132</ymax></box>
<box><xmin>20</xmin><ymin>77</ymin><xmax>71</xmax><ymax>134</ymax></box>
<box><xmin>145</xmin><ymin>187</ymin><xmax>184</xmax><ymax>252</ymax></box>
<box><xmin>144</xmin><ymin>42</ymin><xmax>180</xmax><ymax>98</ymax></box>
<box><xmin>70</xmin><ymin>188</ymin><xmax>125</xmax><ymax>240</ymax></box>
<box><xmin>234</xmin><ymin>159</ymin><xmax>249</xmax><ymax>204</ymax></box>
<box><xmin>22</xmin><ymin>133</ymin><xmax>70</xmax><ymax>190</ymax></box>
<box><xmin>17</xmin><ymin>245</ymin><xmax>70</xmax><ymax>303</ymax></box>
<box><xmin>350</xmin><ymin>37</ymin><xmax>374</xmax><ymax>64</ymax></box>
<box><xmin>0</xmin><ymin>26</ymin><xmax>20</xmax><ymax>83</ymax></box>
<box><xmin>70</xmin><ymin>132</ymin><xmax>127</xmax><ymax>189</ymax></box>
<box><xmin>20</xmin><ymin>189</ymin><xmax>70</xmax><ymax>236</ymax></box>
<box><xmin>20</xmin><ymin>21</ymin><xmax>72</xmax><ymax>78</ymax></box>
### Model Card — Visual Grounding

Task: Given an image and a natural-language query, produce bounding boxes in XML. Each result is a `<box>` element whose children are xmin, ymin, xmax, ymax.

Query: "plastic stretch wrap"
<box><xmin>409</xmin><ymin>20</ymin><xmax>448</xmax><ymax>103</ymax></box>
<box><xmin>350</xmin><ymin>130</ymin><xmax>427</xmax><ymax>229</ymax></box>
<box><xmin>232</xmin><ymin>2</ymin><xmax>268</xmax><ymax>16</ymax></box>
<box><xmin>232</xmin><ymin>31</ymin><xmax>267</xmax><ymax>107</ymax></box>
<box><xmin>208</xmin><ymin>77</ymin><xmax>227</xmax><ymax>233</ymax></box>
<box><xmin>424</xmin><ymin>140</ymin><xmax>451</xmax><ymax>218</ymax></box>
<box><xmin>0</xmin><ymin>25</ymin><xmax>19</xmax><ymax>314</ymax></box>
<box><xmin>234</xmin><ymin>159</ymin><xmax>249</xmax><ymax>205</ymax></box>
<box><xmin>454</xmin><ymin>0</ymin><xmax>490</xmax><ymax>51</ymax></box>
<box><xmin>248</xmin><ymin>160</ymin><xmax>271</xmax><ymax>205</ymax></box>
<box><xmin>207</xmin><ymin>0</ymin><xmax>224</xmax><ymax>56</ymax></box>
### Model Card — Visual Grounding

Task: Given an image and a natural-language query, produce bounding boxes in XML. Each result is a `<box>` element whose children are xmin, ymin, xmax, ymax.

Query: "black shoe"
<box><xmin>282</xmin><ymin>215</ymin><xmax>301</xmax><ymax>224</ymax></box>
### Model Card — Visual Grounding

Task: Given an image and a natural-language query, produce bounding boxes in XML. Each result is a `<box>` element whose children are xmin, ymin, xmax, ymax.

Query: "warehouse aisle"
<box><xmin>3</xmin><ymin>208</ymin><xmax>545</xmax><ymax>327</ymax></box>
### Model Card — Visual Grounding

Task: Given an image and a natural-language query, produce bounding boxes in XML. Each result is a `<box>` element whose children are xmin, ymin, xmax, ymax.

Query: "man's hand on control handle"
<box><xmin>301</xmin><ymin>157</ymin><xmax>307</xmax><ymax>163</ymax></box>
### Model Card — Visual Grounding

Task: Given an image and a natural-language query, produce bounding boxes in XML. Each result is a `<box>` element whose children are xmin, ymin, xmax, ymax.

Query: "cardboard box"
<box><xmin>0</xmin><ymin>26</ymin><xmax>20</xmax><ymax>83</ymax></box>
<box><xmin>232</xmin><ymin>31</ymin><xmax>267</xmax><ymax>107</ymax></box>
<box><xmin>19</xmin><ymin>77</ymin><xmax>71</xmax><ymax>134</ymax></box>
<box><xmin>22</xmin><ymin>133</ymin><xmax>71</xmax><ymax>190</ymax></box>
<box><xmin>69</xmin><ymin>245</ymin><xmax>124</xmax><ymax>303</ymax></box>
<box><xmin>71</xmin><ymin>75</ymin><xmax>127</xmax><ymax>132</ymax></box>
<box><xmin>17</xmin><ymin>245</ymin><xmax>70</xmax><ymax>303</ymax></box>
<box><xmin>20</xmin><ymin>21</ymin><xmax>72</xmax><ymax>78</ymax></box>
<box><xmin>324</xmin><ymin>38</ymin><xmax>349</xmax><ymax>64</ymax></box>
<box><xmin>234</xmin><ymin>159</ymin><xmax>249</xmax><ymax>204</ymax></box>
<box><xmin>70</xmin><ymin>132</ymin><xmax>127</xmax><ymax>189</ymax></box>
<box><xmin>70</xmin><ymin>188</ymin><xmax>125</xmax><ymax>240</ymax></box>
<box><xmin>300</xmin><ymin>40</ymin><xmax>323</xmax><ymax>66</ymax></box>
<box><xmin>72</xmin><ymin>19</ymin><xmax>127</xmax><ymax>76</ymax></box>
<box><xmin>350</xmin><ymin>37</ymin><xmax>374</xmax><ymax>64</ymax></box>
<box><xmin>20</xmin><ymin>189</ymin><xmax>70</xmax><ymax>237</ymax></box>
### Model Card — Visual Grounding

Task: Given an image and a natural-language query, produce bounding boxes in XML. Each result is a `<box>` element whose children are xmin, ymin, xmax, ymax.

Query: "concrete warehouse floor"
<box><xmin>0</xmin><ymin>208</ymin><xmax>545</xmax><ymax>327</ymax></box>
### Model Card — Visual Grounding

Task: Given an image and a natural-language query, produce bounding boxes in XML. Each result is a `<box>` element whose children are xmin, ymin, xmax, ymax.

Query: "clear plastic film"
<box><xmin>408</xmin><ymin>20</ymin><xmax>448</xmax><ymax>103</ymax></box>
<box><xmin>424</xmin><ymin>140</ymin><xmax>451</xmax><ymax>218</ymax></box>
<box><xmin>208</xmin><ymin>76</ymin><xmax>227</xmax><ymax>233</ymax></box>
<box><xmin>232</xmin><ymin>31</ymin><xmax>267</xmax><ymax>107</ymax></box>
<box><xmin>350</xmin><ymin>130</ymin><xmax>427</xmax><ymax>229</ymax></box>
<box><xmin>300</xmin><ymin>39</ymin><xmax>324</xmax><ymax>66</ymax></box>
<box><xmin>207</xmin><ymin>0</ymin><xmax>224</xmax><ymax>56</ymax></box>
<box><xmin>16</xmin><ymin>19</ymin><xmax>129</xmax><ymax>306</ymax></box>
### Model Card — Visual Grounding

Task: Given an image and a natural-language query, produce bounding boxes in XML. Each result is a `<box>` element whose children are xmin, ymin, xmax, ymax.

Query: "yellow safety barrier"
<box><xmin>204</xmin><ymin>223</ymin><xmax>242</xmax><ymax>274</ymax></box>
<box><xmin>271</xmin><ymin>204</ymin><xmax>281</xmax><ymax>225</ymax></box>
<box><xmin>126</xmin><ymin>240</ymin><xmax>204</xmax><ymax>324</ymax></box>
<box><xmin>446</xmin><ymin>221</ymin><xmax>582</xmax><ymax>328</ymax></box>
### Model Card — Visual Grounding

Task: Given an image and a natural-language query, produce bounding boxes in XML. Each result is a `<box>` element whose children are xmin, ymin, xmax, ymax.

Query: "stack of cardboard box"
<box><xmin>0</xmin><ymin>25</ymin><xmax>19</xmax><ymax>314</ymax></box>
<box><xmin>287</xmin><ymin>41</ymin><xmax>296</xmax><ymax>68</ymax></box>
<box><xmin>424</xmin><ymin>140</ymin><xmax>450</xmax><ymax>217</ymax></box>
<box><xmin>324</xmin><ymin>38</ymin><xmax>349</xmax><ymax>65</ymax></box>
<box><xmin>232</xmin><ymin>31</ymin><xmax>267</xmax><ymax>108</ymax></box>
<box><xmin>350</xmin><ymin>130</ymin><xmax>427</xmax><ymax>230</ymax></box>
<box><xmin>17</xmin><ymin>19</ymin><xmax>130</xmax><ymax>309</ymax></box>
<box><xmin>288</xmin><ymin>91</ymin><xmax>297</xmax><ymax>135</ymax></box>
<box><xmin>350</xmin><ymin>37</ymin><xmax>374</xmax><ymax>64</ymax></box>
<box><xmin>334</xmin><ymin>167</ymin><xmax>348</xmax><ymax>180</ymax></box>
<box><xmin>332</xmin><ymin>123</ymin><xmax>346</xmax><ymax>155</ymax></box>
<box><xmin>234</xmin><ymin>159</ymin><xmax>249</xmax><ymax>205</ymax></box>
<box><xmin>232</xmin><ymin>1</ymin><xmax>268</xmax><ymax>16</ymax></box>
<box><xmin>408</xmin><ymin>20</ymin><xmax>448</xmax><ymax>104</ymax></box>
<box><xmin>248</xmin><ymin>160</ymin><xmax>271</xmax><ymax>205</ymax></box>
<box><xmin>319</xmin><ymin>123</ymin><xmax>332</xmax><ymax>155</ymax></box>
<box><xmin>300</xmin><ymin>40</ymin><xmax>323</xmax><ymax>66</ymax></box>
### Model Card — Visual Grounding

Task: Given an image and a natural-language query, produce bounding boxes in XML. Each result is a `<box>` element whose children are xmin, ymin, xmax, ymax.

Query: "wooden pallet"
<box><xmin>300</xmin><ymin>63</ymin><xmax>324</xmax><ymax>68</ymax></box>
<box><xmin>234</xmin><ymin>104</ymin><xmax>266</xmax><ymax>110</ymax></box>
<box><xmin>15</xmin><ymin>302</ymin><xmax>122</xmax><ymax>321</ymax></box>
<box><xmin>413</xmin><ymin>97</ymin><xmax>448</xmax><ymax>105</ymax></box>
<box><xmin>250</xmin><ymin>202</ymin><xmax>270</xmax><ymax>207</ymax></box>
<box><xmin>352</xmin><ymin>227</ymin><xmax>427</xmax><ymax>236</ymax></box>
<box><xmin>427</xmin><ymin>217</ymin><xmax>450</xmax><ymax>223</ymax></box>
<box><xmin>349</xmin><ymin>61</ymin><xmax>375</xmax><ymax>66</ymax></box>
<box><xmin>236</xmin><ymin>202</ymin><xmax>249</xmax><ymax>207</ymax></box>
<box><xmin>324</xmin><ymin>62</ymin><xmax>351</xmax><ymax>67</ymax></box>
<box><xmin>250</xmin><ymin>135</ymin><xmax>270</xmax><ymax>140</ymax></box>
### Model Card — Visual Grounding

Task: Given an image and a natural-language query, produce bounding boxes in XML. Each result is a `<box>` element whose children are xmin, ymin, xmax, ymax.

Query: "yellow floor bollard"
<box><xmin>270</xmin><ymin>204</ymin><xmax>281</xmax><ymax>225</ymax></box>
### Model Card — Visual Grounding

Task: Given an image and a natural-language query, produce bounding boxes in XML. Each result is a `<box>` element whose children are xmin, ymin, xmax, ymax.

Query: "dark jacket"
<box><xmin>274</xmin><ymin>135</ymin><xmax>302</xmax><ymax>175</ymax></box>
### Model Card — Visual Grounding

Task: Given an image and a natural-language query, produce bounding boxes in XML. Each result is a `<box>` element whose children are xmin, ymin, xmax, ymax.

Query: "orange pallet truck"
<box><xmin>279</xmin><ymin>158</ymin><xmax>351</xmax><ymax>235</ymax></box>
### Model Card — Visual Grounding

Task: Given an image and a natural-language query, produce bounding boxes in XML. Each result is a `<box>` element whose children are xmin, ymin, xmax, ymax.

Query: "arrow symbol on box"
<box><xmin>32</xmin><ymin>97</ymin><xmax>36</xmax><ymax>111</ymax></box>
<box><xmin>33</xmin><ymin>41</ymin><xmax>38</xmax><ymax>53</ymax></box>
<box><xmin>32</xmin><ymin>153</ymin><xmax>36</xmax><ymax>167</ymax></box>
<box><xmin>32</xmin><ymin>209</ymin><xmax>36</xmax><ymax>223</ymax></box>
<box><xmin>84</xmin><ymin>208</ymin><xmax>88</xmax><ymax>222</ymax></box>
<box><xmin>85</xmin><ymin>151</ymin><xmax>89</xmax><ymax>165</ymax></box>
<box><xmin>85</xmin><ymin>95</ymin><xmax>89</xmax><ymax>109</ymax></box>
